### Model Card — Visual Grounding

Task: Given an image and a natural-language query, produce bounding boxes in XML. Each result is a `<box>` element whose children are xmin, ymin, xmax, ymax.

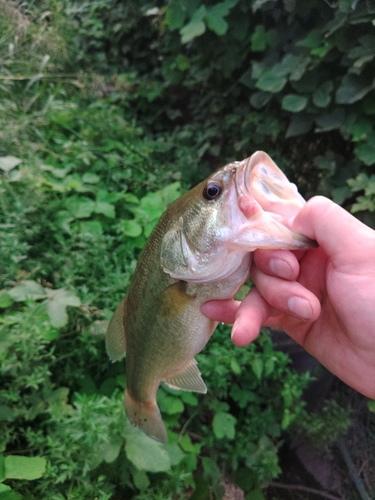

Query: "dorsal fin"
<box><xmin>106</xmin><ymin>296</ymin><xmax>127</xmax><ymax>362</ymax></box>
<box><xmin>164</xmin><ymin>359</ymin><xmax>207</xmax><ymax>394</ymax></box>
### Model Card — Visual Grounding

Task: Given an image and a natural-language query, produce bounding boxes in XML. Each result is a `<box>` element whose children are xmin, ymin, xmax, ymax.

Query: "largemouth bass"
<box><xmin>106</xmin><ymin>151</ymin><xmax>315</xmax><ymax>443</ymax></box>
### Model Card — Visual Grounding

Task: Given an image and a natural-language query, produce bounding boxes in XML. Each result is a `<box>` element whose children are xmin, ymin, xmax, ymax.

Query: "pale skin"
<box><xmin>201</xmin><ymin>196</ymin><xmax>375</xmax><ymax>400</ymax></box>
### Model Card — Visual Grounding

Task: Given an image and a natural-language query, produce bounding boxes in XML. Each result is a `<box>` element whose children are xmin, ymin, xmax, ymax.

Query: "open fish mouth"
<box><xmin>234</xmin><ymin>151</ymin><xmax>317</xmax><ymax>250</ymax></box>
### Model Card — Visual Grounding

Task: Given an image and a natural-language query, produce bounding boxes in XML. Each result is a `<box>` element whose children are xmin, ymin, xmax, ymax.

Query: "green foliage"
<box><xmin>1</xmin><ymin>0</ymin><xmax>372</xmax><ymax>498</ymax></box>
<box><xmin>298</xmin><ymin>400</ymin><xmax>352</xmax><ymax>451</ymax></box>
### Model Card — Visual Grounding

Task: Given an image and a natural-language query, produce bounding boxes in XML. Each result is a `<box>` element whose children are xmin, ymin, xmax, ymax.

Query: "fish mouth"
<box><xmin>234</xmin><ymin>151</ymin><xmax>317</xmax><ymax>250</ymax></box>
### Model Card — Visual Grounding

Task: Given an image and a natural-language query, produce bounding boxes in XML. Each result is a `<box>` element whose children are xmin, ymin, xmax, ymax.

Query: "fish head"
<box><xmin>161</xmin><ymin>151</ymin><xmax>316</xmax><ymax>283</ymax></box>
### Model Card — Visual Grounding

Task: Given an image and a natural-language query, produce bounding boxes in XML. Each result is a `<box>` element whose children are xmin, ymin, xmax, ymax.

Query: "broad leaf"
<box><xmin>65</xmin><ymin>196</ymin><xmax>96</xmax><ymax>219</ymax></box>
<box><xmin>180</xmin><ymin>6</ymin><xmax>207</xmax><ymax>43</ymax></box>
<box><xmin>8</xmin><ymin>281</ymin><xmax>45</xmax><ymax>302</ymax></box>
<box><xmin>123</xmin><ymin>219</ymin><xmax>143</xmax><ymax>238</ymax></box>
<box><xmin>335</xmin><ymin>74</ymin><xmax>374</xmax><ymax>104</ymax></box>
<box><xmin>80</xmin><ymin>220</ymin><xmax>103</xmax><ymax>238</ymax></box>
<box><xmin>354</xmin><ymin>141</ymin><xmax>375</xmax><ymax>166</ymax></box>
<box><xmin>281</xmin><ymin>94</ymin><xmax>308</xmax><ymax>112</ymax></box>
<box><xmin>256</xmin><ymin>70</ymin><xmax>287</xmax><ymax>93</ymax></box>
<box><xmin>45</xmin><ymin>288</ymin><xmax>80</xmax><ymax>328</ymax></box>
<box><xmin>212</xmin><ymin>412</ymin><xmax>236</xmax><ymax>439</ymax></box>
<box><xmin>125</xmin><ymin>429</ymin><xmax>171</xmax><ymax>472</ymax></box>
<box><xmin>4</xmin><ymin>456</ymin><xmax>46</xmax><ymax>480</ymax></box>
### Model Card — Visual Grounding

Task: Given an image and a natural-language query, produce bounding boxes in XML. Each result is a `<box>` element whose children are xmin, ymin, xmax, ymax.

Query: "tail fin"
<box><xmin>124</xmin><ymin>388</ymin><xmax>167</xmax><ymax>443</ymax></box>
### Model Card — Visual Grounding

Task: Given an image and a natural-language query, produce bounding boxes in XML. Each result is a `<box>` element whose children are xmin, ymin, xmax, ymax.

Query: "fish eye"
<box><xmin>203</xmin><ymin>181</ymin><xmax>222</xmax><ymax>201</ymax></box>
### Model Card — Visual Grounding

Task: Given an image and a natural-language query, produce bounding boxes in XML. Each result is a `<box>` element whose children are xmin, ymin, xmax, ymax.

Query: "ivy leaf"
<box><xmin>335</xmin><ymin>74</ymin><xmax>374</xmax><ymax>104</ymax></box>
<box><xmin>0</xmin><ymin>156</ymin><xmax>22</xmax><ymax>173</ymax></box>
<box><xmin>45</xmin><ymin>288</ymin><xmax>81</xmax><ymax>328</ymax></box>
<box><xmin>206</xmin><ymin>9</ymin><xmax>228</xmax><ymax>36</ymax></box>
<box><xmin>315</xmin><ymin>108</ymin><xmax>345</xmax><ymax>132</ymax></box>
<box><xmin>251</xmin><ymin>25</ymin><xmax>267</xmax><ymax>52</ymax></box>
<box><xmin>4</xmin><ymin>455</ymin><xmax>47</xmax><ymax>480</ymax></box>
<box><xmin>256</xmin><ymin>70</ymin><xmax>287</xmax><ymax>93</ymax></box>
<box><xmin>250</xmin><ymin>91</ymin><xmax>272</xmax><ymax>109</ymax></box>
<box><xmin>282</xmin><ymin>94</ymin><xmax>308</xmax><ymax>112</ymax></box>
<box><xmin>8</xmin><ymin>280</ymin><xmax>46</xmax><ymax>302</ymax></box>
<box><xmin>165</xmin><ymin>3</ymin><xmax>186</xmax><ymax>30</ymax></box>
<box><xmin>354</xmin><ymin>141</ymin><xmax>375</xmax><ymax>166</ymax></box>
<box><xmin>180</xmin><ymin>6</ymin><xmax>207</xmax><ymax>43</ymax></box>
<box><xmin>212</xmin><ymin>412</ymin><xmax>236</xmax><ymax>439</ymax></box>
<box><xmin>125</xmin><ymin>428</ymin><xmax>171</xmax><ymax>472</ymax></box>
<box><xmin>313</xmin><ymin>81</ymin><xmax>333</xmax><ymax>108</ymax></box>
<box><xmin>285</xmin><ymin>113</ymin><xmax>313</xmax><ymax>138</ymax></box>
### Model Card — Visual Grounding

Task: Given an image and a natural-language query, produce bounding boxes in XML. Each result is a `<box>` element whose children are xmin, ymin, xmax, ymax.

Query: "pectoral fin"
<box><xmin>164</xmin><ymin>359</ymin><xmax>207</xmax><ymax>393</ymax></box>
<box><xmin>106</xmin><ymin>296</ymin><xmax>127</xmax><ymax>362</ymax></box>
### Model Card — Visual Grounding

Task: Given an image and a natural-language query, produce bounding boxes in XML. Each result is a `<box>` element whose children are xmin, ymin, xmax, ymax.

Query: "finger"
<box><xmin>200</xmin><ymin>299</ymin><xmax>239</xmax><ymax>324</ymax></box>
<box><xmin>231</xmin><ymin>288</ymin><xmax>274</xmax><ymax>347</ymax></box>
<box><xmin>292</xmin><ymin>196</ymin><xmax>375</xmax><ymax>269</ymax></box>
<box><xmin>253</xmin><ymin>249</ymin><xmax>300</xmax><ymax>280</ymax></box>
<box><xmin>251</xmin><ymin>264</ymin><xmax>321</xmax><ymax>322</ymax></box>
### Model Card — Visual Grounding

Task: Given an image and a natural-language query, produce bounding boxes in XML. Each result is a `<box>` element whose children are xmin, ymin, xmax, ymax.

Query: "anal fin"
<box><xmin>164</xmin><ymin>359</ymin><xmax>207</xmax><ymax>394</ymax></box>
<box><xmin>106</xmin><ymin>296</ymin><xmax>127</xmax><ymax>362</ymax></box>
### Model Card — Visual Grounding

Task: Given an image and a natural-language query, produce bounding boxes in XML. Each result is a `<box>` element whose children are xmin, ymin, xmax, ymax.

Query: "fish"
<box><xmin>106</xmin><ymin>151</ymin><xmax>316</xmax><ymax>443</ymax></box>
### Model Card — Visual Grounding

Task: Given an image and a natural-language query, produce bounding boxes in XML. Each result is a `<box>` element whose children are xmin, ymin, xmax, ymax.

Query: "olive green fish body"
<box><xmin>106</xmin><ymin>151</ymin><xmax>316</xmax><ymax>442</ymax></box>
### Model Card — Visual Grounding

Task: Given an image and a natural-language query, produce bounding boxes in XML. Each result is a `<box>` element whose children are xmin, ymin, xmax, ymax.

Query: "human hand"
<box><xmin>201</xmin><ymin>196</ymin><xmax>375</xmax><ymax>399</ymax></box>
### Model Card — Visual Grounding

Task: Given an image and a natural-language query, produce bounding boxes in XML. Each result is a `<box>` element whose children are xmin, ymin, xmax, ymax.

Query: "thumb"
<box><xmin>291</xmin><ymin>196</ymin><xmax>374</xmax><ymax>267</ymax></box>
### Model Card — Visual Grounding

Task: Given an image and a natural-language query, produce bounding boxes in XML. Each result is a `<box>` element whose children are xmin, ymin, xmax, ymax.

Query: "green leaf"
<box><xmin>281</xmin><ymin>94</ymin><xmax>308</xmax><ymax>112</ymax></box>
<box><xmin>251</xmin><ymin>25</ymin><xmax>267</xmax><ymax>52</ymax></box>
<box><xmin>165</xmin><ymin>3</ymin><xmax>186</xmax><ymax>30</ymax></box>
<box><xmin>123</xmin><ymin>219</ymin><xmax>143</xmax><ymax>238</ymax></box>
<box><xmin>158</xmin><ymin>391</ymin><xmax>184</xmax><ymax>415</ymax></box>
<box><xmin>367</xmin><ymin>399</ymin><xmax>375</xmax><ymax>412</ymax></box>
<box><xmin>315</xmin><ymin>108</ymin><xmax>345</xmax><ymax>132</ymax></box>
<box><xmin>313</xmin><ymin>81</ymin><xmax>333</xmax><ymax>108</ymax></box>
<box><xmin>164</xmin><ymin>443</ymin><xmax>185</xmax><ymax>466</ymax></box>
<box><xmin>4</xmin><ymin>455</ymin><xmax>46</xmax><ymax>480</ymax></box>
<box><xmin>354</xmin><ymin>141</ymin><xmax>375</xmax><ymax>166</ymax></box>
<box><xmin>252</xmin><ymin>358</ymin><xmax>263</xmax><ymax>380</ymax></box>
<box><xmin>45</xmin><ymin>288</ymin><xmax>80</xmax><ymax>328</ymax></box>
<box><xmin>0</xmin><ymin>156</ymin><xmax>22</xmax><ymax>173</ymax></box>
<box><xmin>286</xmin><ymin>113</ymin><xmax>313</xmax><ymax>138</ymax></box>
<box><xmin>8</xmin><ymin>280</ymin><xmax>46</xmax><ymax>302</ymax></box>
<box><xmin>206</xmin><ymin>10</ymin><xmax>228</xmax><ymax>36</ymax></box>
<box><xmin>95</xmin><ymin>201</ymin><xmax>116</xmax><ymax>218</ymax></box>
<box><xmin>131</xmin><ymin>468</ymin><xmax>150</xmax><ymax>490</ymax></box>
<box><xmin>0</xmin><ymin>293</ymin><xmax>13</xmax><ymax>308</ymax></box>
<box><xmin>250</xmin><ymin>91</ymin><xmax>272</xmax><ymax>109</ymax></box>
<box><xmin>335</xmin><ymin>74</ymin><xmax>374</xmax><ymax>104</ymax></box>
<box><xmin>212</xmin><ymin>412</ymin><xmax>236</xmax><ymax>439</ymax></box>
<box><xmin>180</xmin><ymin>6</ymin><xmax>207</xmax><ymax>43</ymax></box>
<box><xmin>82</xmin><ymin>173</ymin><xmax>100</xmax><ymax>183</ymax></box>
<box><xmin>0</xmin><ymin>456</ymin><xmax>5</xmax><ymax>482</ymax></box>
<box><xmin>246</xmin><ymin>489</ymin><xmax>266</xmax><ymax>500</ymax></box>
<box><xmin>80</xmin><ymin>220</ymin><xmax>103</xmax><ymax>238</ymax></box>
<box><xmin>256</xmin><ymin>71</ymin><xmax>287</xmax><ymax>93</ymax></box>
<box><xmin>125</xmin><ymin>428</ymin><xmax>171</xmax><ymax>472</ymax></box>
<box><xmin>65</xmin><ymin>196</ymin><xmax>96</xmax><ymax>219</ymax></box>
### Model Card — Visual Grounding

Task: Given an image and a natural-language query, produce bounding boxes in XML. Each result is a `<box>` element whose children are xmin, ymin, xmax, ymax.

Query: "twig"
<box><xmin>268</xmin><ymin>482</ymin><xmax>344</xmax><ymax>500</ymax></box>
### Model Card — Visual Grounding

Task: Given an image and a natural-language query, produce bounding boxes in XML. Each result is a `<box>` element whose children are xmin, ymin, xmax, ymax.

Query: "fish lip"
<box><xmin>235</xmin><ymin>156</ymin><xmax>252</xmax><ymax>198</ymax></box>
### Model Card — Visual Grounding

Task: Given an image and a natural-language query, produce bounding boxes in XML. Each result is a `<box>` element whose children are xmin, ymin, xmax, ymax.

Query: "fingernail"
<box><xmin>231</xmin><ymin>319</ymin><xmax>239</xmax><ymax>339</ymax></box>
<box><xmin>269</xmin><ymin>258</ymin><xmax>293</xmax><ymax>280</ymax></box>
<box><xmin>288</xmin><ymin>297</ymin><xmax>312</xmax><ymax>321</ymax></box>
